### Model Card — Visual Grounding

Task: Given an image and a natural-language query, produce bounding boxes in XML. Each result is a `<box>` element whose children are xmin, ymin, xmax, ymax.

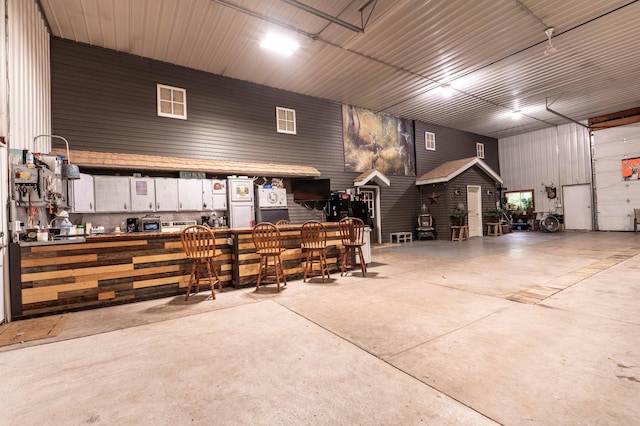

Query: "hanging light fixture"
<box><xmin>544</xmin><ymin>27</ymin><xmax>557</xmax><ymax>56</ymax></box>
<box><xmin>33</xmin><ymin>134</ymin><xmax>81</xmax><ymax>179</ymax></box>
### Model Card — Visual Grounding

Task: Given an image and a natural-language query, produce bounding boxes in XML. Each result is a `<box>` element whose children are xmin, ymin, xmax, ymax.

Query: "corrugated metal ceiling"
<box><xmin>38</xmin><ymin>0</ymin><xmax>640</xmax><ymax>138</ymax></box>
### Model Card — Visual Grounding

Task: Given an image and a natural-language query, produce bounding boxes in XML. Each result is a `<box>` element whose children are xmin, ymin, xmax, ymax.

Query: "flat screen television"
<box><xmin>291</xmin><ymin>178</ymin><xmax>331</xmax><ymax>202</ymax></box>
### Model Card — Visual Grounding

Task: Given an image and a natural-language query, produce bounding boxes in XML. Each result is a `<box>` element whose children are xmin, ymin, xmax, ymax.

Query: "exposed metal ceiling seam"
<box><xmin>513</xmin><ymin>0</ymin><xmax>550</xmax><ymax>29</ymax></box>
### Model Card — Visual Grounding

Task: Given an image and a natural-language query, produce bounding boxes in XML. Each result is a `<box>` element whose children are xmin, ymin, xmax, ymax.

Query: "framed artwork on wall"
<box><xmin>622</xmin><ymin>157</ymin><xmax>640</xmax><ymax>180</ymax></box>
<box><xmin>342</xmin><ymin>105</ymin><xmax>415</xmax><ymax>176</ymax></box>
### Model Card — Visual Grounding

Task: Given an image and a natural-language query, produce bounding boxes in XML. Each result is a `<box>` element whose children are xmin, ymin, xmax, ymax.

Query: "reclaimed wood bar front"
<box><xmin>10</xmin><ymin>223</ymin><xmax>343</xmax><ymax>318</ymax></box>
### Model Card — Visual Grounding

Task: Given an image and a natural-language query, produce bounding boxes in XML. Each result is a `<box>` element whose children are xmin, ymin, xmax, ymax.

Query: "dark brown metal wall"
<box><xmin>51</xmin><ymin>38</ymin><xmax>498</xmax><ymax>242</ymax></box>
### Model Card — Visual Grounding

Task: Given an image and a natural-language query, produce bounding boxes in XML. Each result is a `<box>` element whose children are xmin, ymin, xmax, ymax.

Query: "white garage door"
<box><xmin>592</xmin><ymin>123</ymin><xmax>640</xmax><ymax>231</ymax></box>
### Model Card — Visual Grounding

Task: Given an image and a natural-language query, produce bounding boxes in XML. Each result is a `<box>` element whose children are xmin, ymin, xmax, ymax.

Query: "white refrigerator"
<box><xmin>227</xmin><ymin>177</ymin><xmax>255</xmax><ymax>228</ymax></box>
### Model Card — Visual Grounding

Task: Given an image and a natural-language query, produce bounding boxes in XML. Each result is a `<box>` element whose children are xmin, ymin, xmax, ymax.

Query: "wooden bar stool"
<box><xmin>338</xmin><ymin>217</ymin><xmax>367</xmax><ymax>277</ymax></box>
<box><xmin>487</xmin><ymin>222</ymin><xmax>502</xmax><ymax>236</ymax></box>
<box><xmin>252</xmin><ymin>222</ymin><xmax>287</xmax><ymax>292</ymax></box>
<box><xmin>300</xmin><ymin>221</ymin><xmax>331</xmax><ymax>283</ymax></box>
<box><xmin>180</xmin><ymin>225</ymin><xmax>222</xmax><ymax>300</ymax></box>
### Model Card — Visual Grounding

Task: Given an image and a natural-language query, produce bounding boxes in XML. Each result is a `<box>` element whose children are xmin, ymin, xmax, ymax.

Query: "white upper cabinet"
<box><xmin>178</xmin><ymin>179</ymin><xmax>205</xmax><ymax>211</ymax></box>
<box><xmin>94</xmin><ymin>176</ymin><xmax>131</xmax><ymax>212</ymax></box>
<box><xmin>154</xmin><ymin>178</ymin><xmax>179</xmax><ymax>211</ymax></box>
<box><xmin>69</xmin><ymin>173</ymin><xmax>95</xmax><ymax>213</ymax></box>
<box><xmin>130</xmin><ymin>177</ymin><xmax>156</xmax><ymax>212</ymax></box>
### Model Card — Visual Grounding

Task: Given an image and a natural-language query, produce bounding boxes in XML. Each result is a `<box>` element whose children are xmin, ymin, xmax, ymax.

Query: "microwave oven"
<box><xmin>140</xmin><ymin>217</ymin><xmax>162</xmax><ymax>232</ymax></box>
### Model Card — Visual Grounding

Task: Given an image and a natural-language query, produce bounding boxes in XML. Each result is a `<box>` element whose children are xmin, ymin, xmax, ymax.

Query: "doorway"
<box><xmin>467</xmin><ymin>185</ymin><xmax>482</xmax><ymax>237</ymax></box>
<box><xmin>563</xmin><ymin>184</ymin><xmax>593</xmax><ymax>230</ymax></box>
<box><xmin>357</xmin><ymin>186</ymin><xmax>380</xmax><ymax>244</ymax></box>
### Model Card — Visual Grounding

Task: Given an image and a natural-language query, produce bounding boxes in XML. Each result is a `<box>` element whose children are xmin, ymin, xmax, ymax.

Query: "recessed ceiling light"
<box><xmin>512</xmin><ymin>110</ymin><xmax>522</xmax><ymax>119</ymax></box>
<box><xmin>260</xmin><ymin>33</ymin><xmax>299</xmax><ymax>56</ymax></box>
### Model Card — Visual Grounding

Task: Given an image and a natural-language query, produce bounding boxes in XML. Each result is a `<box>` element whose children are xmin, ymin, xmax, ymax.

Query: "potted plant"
<box><xmin>449</xmin><ymin>206</ymin><xmax>468</xmax><ymax>226</ymax></box>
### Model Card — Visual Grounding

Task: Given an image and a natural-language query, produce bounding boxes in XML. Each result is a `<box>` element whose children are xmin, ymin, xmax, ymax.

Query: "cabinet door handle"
<box><xmin>149</xmin><ymin>202</ymin><xmax>152</xmax><ymax>209</ymax></box>
<box><xmin>90</xmin><ymin>202</ymin><xmax>93</xmax><ymax>209</ymax></box>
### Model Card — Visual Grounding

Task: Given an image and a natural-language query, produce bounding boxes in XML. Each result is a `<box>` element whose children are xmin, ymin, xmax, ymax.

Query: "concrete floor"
<box><xmin>1</xmin><ymin>231</ymin><xmax>639</xmax><ymax>425</ymax></box>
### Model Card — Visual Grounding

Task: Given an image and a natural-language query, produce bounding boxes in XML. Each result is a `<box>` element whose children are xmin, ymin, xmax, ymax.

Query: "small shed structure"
<box><xmin>416</xmin><ymin>157</ymin><xmax>503</xmax><ymax>239</ymax></box>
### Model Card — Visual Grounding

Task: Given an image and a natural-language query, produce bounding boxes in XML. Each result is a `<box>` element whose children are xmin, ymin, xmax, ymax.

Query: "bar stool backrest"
<box><xmin>181</xmin><ymin>225</ymin><xmax>217</xmax><ymax>259</ymax></box>
<box><xmin>300</xmin><ymin>221</ymin><xmax>327</xmax><ymax>250</ymax></box>
<box><xmin>252</xmin><ymin>222</ymin><xmax>284</xmax><ymax>252</ymax></box>
<box><xmin>338</xmin><ymin>217</ymin><xmax>366</xmax><ymax>246</ymax></box>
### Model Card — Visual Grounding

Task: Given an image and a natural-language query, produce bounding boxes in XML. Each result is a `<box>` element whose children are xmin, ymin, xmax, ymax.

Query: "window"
<box><xmin>157</xmin><ymin>84</ymin><xmax>186</xmax><ymax>119</ymax></box>
<box><xmin>276</xmin><ymin>107</ymin><xmax>296</xmax><ymax>134</ymax></box>
<box><xmin>359</xmin><ymin>189</ymin><xmax>375</xmax><ymax>219</ymax></box>
<box><xmin>504</xmin><ymin>189</ymin><xmax>535</xmax><ymax>213</ymax></box>
<box><xmin>425</xmin><ymin>131</ymin><xmax>436</xmax><ymax>151</ymax></box>
<box><xmin>476</xmin><ymin>142</ymin><xmax>485</xmax><ymax>159</ymax></box>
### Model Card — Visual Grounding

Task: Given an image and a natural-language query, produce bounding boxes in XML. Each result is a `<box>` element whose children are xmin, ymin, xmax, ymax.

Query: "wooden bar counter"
<box><xmin>9</xmin><ymin>223</ymin><xmax>343</xmax><ymax>319</ymax></box>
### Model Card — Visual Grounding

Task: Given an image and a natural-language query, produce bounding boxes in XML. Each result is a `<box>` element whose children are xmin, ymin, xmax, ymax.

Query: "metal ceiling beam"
<box><xmin>280</xmin><ymin>0</ymin><xmax>364</xmax><ymax>33</ymax></box>
<box><xmin>546</xmin><ymin>98</ymin><xmax>590</xmax><ymax>129</ymax></box>
<box><xmin>213</xmin><ymin>0</ymin><xmax>318</xmax><ymax>39</ymax></box>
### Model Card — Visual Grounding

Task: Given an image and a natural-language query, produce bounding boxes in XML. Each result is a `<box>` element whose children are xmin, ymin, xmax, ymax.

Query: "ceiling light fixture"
<box><xmin>544</xmin><ymin>27</ymin><xmax>557</xmax><ymax>56</ymax></box>
<box><xmin>512</xmin><ymin>110</ymin><xmax>522</xmax><ymax>120</ymax></box>
<box><xmin>440</xmin><ymin>83</ymin><xmax>453</xmax><ymax>98</ymax></box>
<box><xmin>260</xmin><ymin>33</ymin><xmax>300</xmax><ymax>56</ymax></box>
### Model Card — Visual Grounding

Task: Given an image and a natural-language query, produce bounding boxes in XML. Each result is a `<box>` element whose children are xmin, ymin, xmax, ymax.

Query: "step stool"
<box><xmin>487</xmin><ymin>222</ymin><xmax>502</xmax><ymax>236</ymax></box>
<box><xmin>390</xmin><ymin>232</ymin><xmax>412</xmax><ymax>243</ymax></box>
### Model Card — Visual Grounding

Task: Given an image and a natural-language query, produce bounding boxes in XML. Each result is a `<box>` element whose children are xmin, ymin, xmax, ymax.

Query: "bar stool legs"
<box><xmin>303</xmin><ymin>247</ymin><xmax>331</xmax><ymax>282</ymax></box>
<box><xmin>256</xmin><ymin>251</ymin><xmax>287</xmax><ymax>292</ymax></box>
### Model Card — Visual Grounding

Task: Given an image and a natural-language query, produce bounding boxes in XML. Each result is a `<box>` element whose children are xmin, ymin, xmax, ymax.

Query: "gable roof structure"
<box><xmin>415</xmin><ymin>157</ymin><xmax>503</xmax><ymax>186</ymax></box>
<box><xmin>353</xmin><ymin>169</ymin><xmax>391</xmax><ymax>187</ymax></box>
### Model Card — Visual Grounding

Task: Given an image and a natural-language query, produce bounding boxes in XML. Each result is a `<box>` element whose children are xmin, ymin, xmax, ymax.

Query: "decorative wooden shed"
<box><xmin>415</xmin><ymin>157</ymin><xmax>503</xmax><ymax>239</ymax></box>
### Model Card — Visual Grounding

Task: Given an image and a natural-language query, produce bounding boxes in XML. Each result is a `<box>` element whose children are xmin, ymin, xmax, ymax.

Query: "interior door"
<box><xmin>563</xmin><ymin>184</ymin><xmax>593</xmax><ymax>230</ymax></box>
<box><xmin>358</xmin><ymin>186</ymin><xmax>380</xmax><ymax>243</ymax></box>
<box><xmin>467</xmin><ymin>185</ymin><xmax>482</xmax><ymax>237</ymax></box>
<box><xmin>1</xmin><ymin>146</ymin><xmax>6</xmax><ymax>322</ymax></box>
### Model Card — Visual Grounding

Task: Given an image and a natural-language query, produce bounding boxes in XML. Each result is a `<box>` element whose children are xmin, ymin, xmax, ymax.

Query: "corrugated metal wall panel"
<box><xmin>499</xmin><ymin>123</ymin><xmax>591</xmax><ymax>214</ymax></box>
<box><xmin>51</xmin><ymin>39</ymin><xmax>499</xmax><ymax>242</ymax></box>
<box><xmin>592</xmin><ymin>122</ymin><xmax>640</xmax><ymax>231</ymax></box>
<box><xmin>8</xmin><ymin>0</ymin><xmax>50</xmax><ymax>152</ymax></box>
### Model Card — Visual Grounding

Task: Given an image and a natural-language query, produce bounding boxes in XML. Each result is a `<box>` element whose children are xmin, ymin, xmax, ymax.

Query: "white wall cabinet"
<box><xmin>202</xmin><ymin>179</ymin><xmax>213</xmax><ymax>211</ymax></box>
<box><xmin>130</xmin><ymin>177</ymin><xmax>156</xmax><ymax>212</ymax></box>
<box><xmin>210</xmin><ymin>179</ymin><xmax>227</xmax><ymax>211</ymax></box>
<box><xmin>178</xmin><ymin>179</ymin><xmax>205</xmax><ymax>211</ymax></box>
<box><xmin>154</xmin><ymin>178</ymin><xmax>179</xmax><ymax>211</ymax></box>
<box><xmin>72</xmin><ymin>175</ymin><xmax>228</xmax><ymax>214</ymax></box>
<box><xmin>68</xmin><ymin>173</ymin><xmax>95</xmax><ymax>213</ymax></box>
<box><xmin>94</xmin><ymin>176</ymin><xmax>131</xmax><ymax>212</ymax></box>
<box><xmin>211</xmin><ymin>194</ymin><xmax>227</xmax><ymax>210</ymax></box>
